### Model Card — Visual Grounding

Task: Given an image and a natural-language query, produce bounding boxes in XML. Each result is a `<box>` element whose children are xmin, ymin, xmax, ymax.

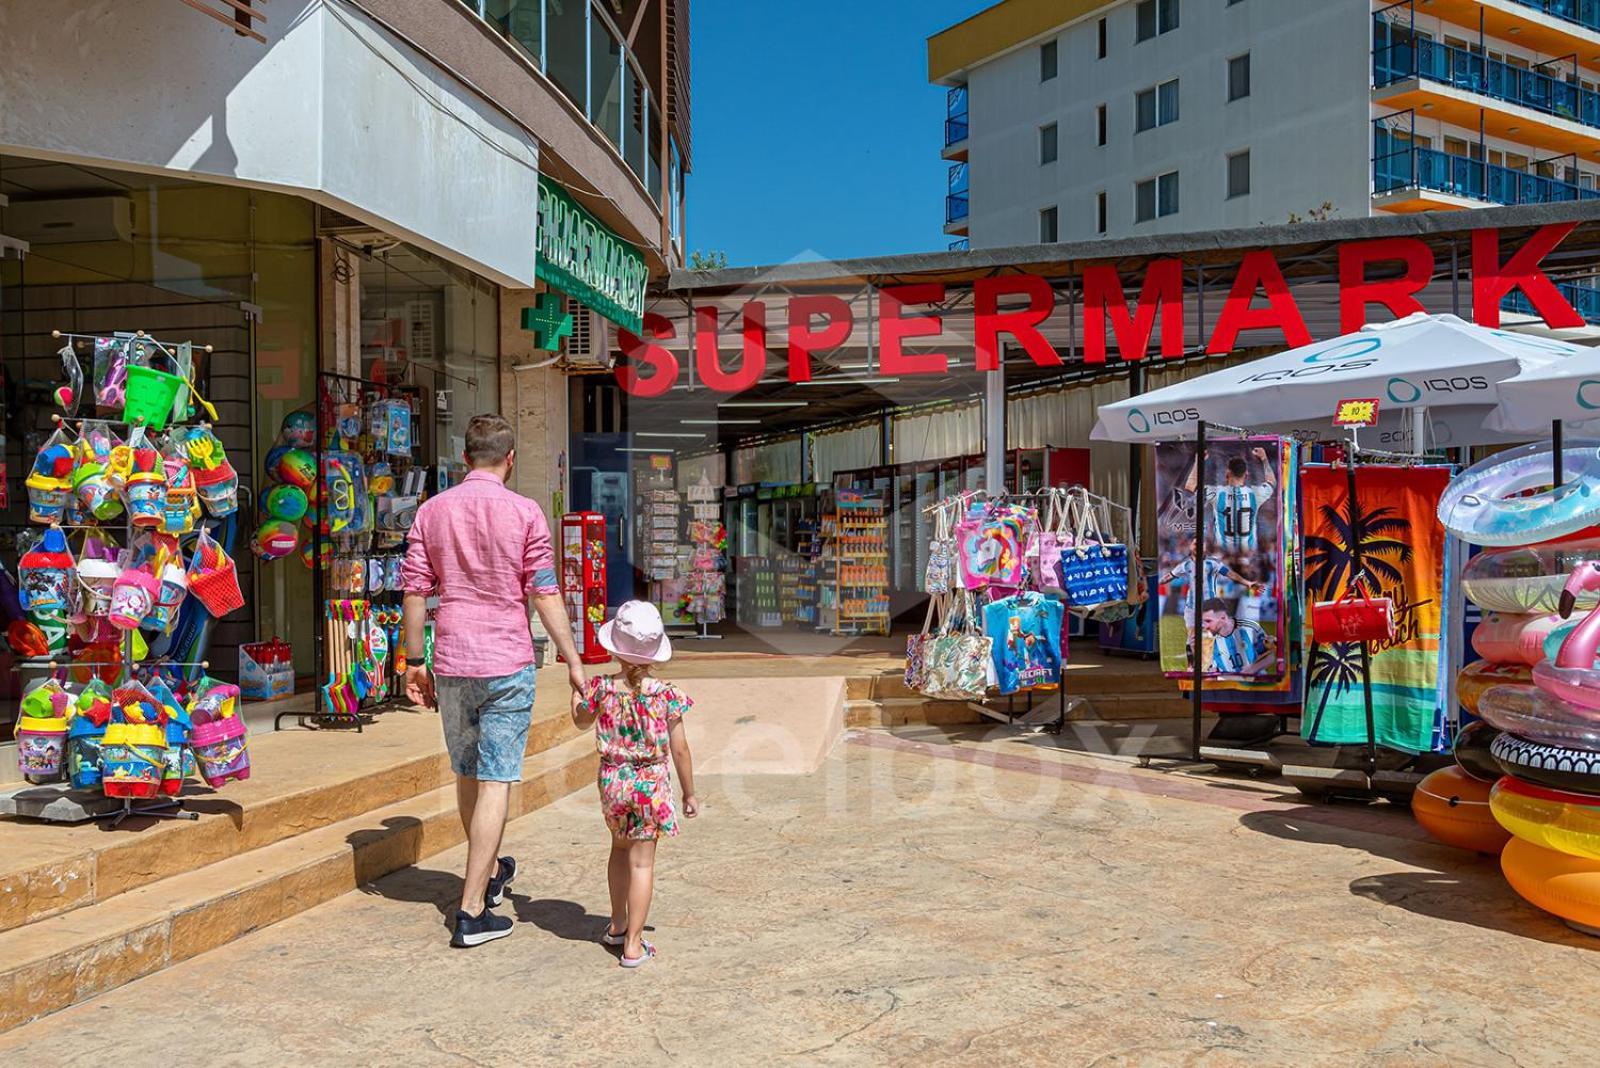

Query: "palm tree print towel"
<box><xmin>1302</xmin><ymin>465</ymin><xmax>1450</xmax><ymax>753</ymax></box>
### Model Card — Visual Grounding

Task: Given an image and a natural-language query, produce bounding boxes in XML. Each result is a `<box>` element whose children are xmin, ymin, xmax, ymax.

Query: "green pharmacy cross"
<box><xmin>521</xmin><ymin>293</ymin><xmax>573</xmax><ymax>351</ymax></box>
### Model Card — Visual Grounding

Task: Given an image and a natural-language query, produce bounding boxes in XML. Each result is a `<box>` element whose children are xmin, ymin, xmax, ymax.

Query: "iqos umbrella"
<box><xmin>1486</xmin><ymin>347</ymin><xmax>1600</xmax><ymax>434</ymax></box>
<box><xmin>1091</xmin><ymin>312</ymin><xmax>1591</xmax><ymax>444</ymax></box>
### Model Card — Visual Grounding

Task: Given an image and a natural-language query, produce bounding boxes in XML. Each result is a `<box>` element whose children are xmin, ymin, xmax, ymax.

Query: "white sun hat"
<box><xmin>597</xmin><ymin>600</ymin><xmax>673</xmax><ymax>664</ymax></box>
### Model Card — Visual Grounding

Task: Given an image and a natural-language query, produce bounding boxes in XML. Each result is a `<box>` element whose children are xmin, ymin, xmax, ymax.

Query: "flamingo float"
<box><xmin>1533</xmin><ymin>562</ymin><xmax>1600</xmax><ymax>711</ymax></box>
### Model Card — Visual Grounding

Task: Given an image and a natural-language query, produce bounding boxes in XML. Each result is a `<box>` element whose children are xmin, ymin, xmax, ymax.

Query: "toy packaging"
<box><xmin>240</xmin><ymin>638</ymin><xmax>295</xmax><ymax>700</ymax></box>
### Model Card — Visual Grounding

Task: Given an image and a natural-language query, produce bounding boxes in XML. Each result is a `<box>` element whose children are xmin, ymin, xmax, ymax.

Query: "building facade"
<box><xmin>931</xmin><ymin>0</ymin><xmax>1600</xmax><ymax>268</ymax></box>
<box><xmin>0</xmin><ymin>0</ymin><xmax>689</xmax><ymax>683</ymax></box>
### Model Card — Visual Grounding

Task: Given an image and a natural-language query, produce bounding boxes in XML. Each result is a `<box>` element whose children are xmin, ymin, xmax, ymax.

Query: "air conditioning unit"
<box><xmin>6</xmin><ymin>196</ymin><xmax>133</xmax><ymax>244</ymax></box>
<box><xmin>561</xmin><ymin>297</ymin><xmax>615</xmax><ymax>372</ymax></box>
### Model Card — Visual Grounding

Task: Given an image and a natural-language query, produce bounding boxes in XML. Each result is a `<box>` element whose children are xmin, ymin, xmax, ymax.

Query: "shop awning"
<box><xmin>1090</xmin><ymin>313</ymin><xmax>1597</xmax><ymax>447</ymax></box>
<box><xmin>1488</xmin><ymin>349</ymin><xmax>1600</xmax><ymax>434</ymax></box>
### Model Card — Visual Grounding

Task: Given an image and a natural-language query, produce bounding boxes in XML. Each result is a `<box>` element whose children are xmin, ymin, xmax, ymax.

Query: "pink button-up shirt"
<box><xmin>401</xmin><ymin>470</ymin><xmax>560</xmax><ymax>678</ymax></box>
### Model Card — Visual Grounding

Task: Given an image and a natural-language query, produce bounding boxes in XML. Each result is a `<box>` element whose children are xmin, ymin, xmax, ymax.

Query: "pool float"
<box><xmin>1412</xmin><ymin>766</ymin><xmax>1512</xmax><ymax>853</ymax></box>
<box><xmin>1458</xmin><ymin>660</ymin><xmax>1533</xmax><ymax>716</ymax></box>
<box><xmin>1491</xmin><ymin>731</ymin><xmax>1600</xmax><ymax>796</ymax></box>
<box><xmin>1438</xmin><ymin>439</ymin><xmax>1600</xmax><ymax>547</ymax></box>
<box><xmin>1453</xmin><ymin>720</ymin><xmax>1505</xmax><ymax>782</ymax></box>
<box><xmin>1478</xmin><ymin>684</ymin><xmax>1600</xmax><ymax>749</ymax></box>
<box><xmin>1500</xmin><ymin>835</ymin><xmax>1600</xmax><ymax>934</ymax></box>
<box><xmin>1531</xmin><ymin>562</ymin><xmax>1600</xmax><ymax>711</ymax></box>
<box><xmin>1471</xmin><ymin>612</ymin><xmax>1564</xmax><ymax>667</ymax></box>
<box><xmin>1462</xmin><ymin>541</ymin><xmax>1600</xmax><ymax>614</ymax></box>
<box><xmin>1491</xmin><ymin>776</ymin><xmax>1600</xmax><ymax>861</ymax></box>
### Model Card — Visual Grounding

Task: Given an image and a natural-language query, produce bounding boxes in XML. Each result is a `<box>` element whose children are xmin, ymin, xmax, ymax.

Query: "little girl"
<box><xmin>572</xmin><ymin>600</ymin><xmax>698</xmax><ymax>967</ymax></box>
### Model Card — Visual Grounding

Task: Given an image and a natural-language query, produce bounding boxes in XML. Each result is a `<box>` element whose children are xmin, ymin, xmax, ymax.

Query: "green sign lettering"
<box><xmin>536</xmin><ymin>175</ymin><xmax>647</xmax><ymax>336</ymax></box>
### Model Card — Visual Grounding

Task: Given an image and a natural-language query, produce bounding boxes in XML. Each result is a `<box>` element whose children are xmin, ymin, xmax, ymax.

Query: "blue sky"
<box><xmin>688</xmin><ymin>0</ymin><xmax>990</xmax><ymax>268</ymax></box>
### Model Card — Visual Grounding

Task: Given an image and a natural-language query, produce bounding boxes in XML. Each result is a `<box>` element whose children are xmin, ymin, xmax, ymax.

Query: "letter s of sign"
<box><xmin>616</xmin><ymin>312</ymin><xmax>680</xmax><ymax>398</ymax></box>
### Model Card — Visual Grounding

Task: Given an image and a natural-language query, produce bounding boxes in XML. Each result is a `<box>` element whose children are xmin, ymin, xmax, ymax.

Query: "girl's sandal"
<box><xmin>600</xmin><ymin>925</ymin><xmax>625</xmax><ymax>947</ymax></box>
<box><xmin>619</xmin><ymin>940</ymin><xmax>657</xmax><ymax>968</ymax></box>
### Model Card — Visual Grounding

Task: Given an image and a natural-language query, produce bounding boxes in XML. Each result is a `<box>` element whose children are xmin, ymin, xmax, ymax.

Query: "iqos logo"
<box><xmin>1386</xmin><ymin>377</ymin><xmax>1422</xmax><ymax>403</ymax></box>
<box><xmin>1127</xmin><ymin>408</ymin><xmax>1151</xmax><ymax>433</ymax></box>
<box><xmin>1302</xmin><ymin>337</ymin><xmax>1382</xmax><ymax>364</ymax></box>
<box><xmin>1128</xmin><ymin>406</ymin><xmax>1200</xmax><ymax>432</ymax></box>
<box><xmin>1579</xmin><ymin>379</ymin><xmax>1600</xmax><ymax>411</ymax></box>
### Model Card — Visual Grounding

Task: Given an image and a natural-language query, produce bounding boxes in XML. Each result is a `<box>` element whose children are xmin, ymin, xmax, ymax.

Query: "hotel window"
<box><xmin>1136</xmin><ymin>171</ymin><xmax>1179</xmax><ymax>222</ymax></box>
<box><xmin>1227</xmin><ymin>150</ymin><xmax>1250</xmax><ymax>198</ymax></box>
<box><xmin>1228</xmin><ymin>53</ymin><xmax>1250</xmax><ymax>102</ymax></box>
<box><xmin>1136</xmin><ymin>0</ymin><xmax>1179</xmax><ymax>42</ymax></box>
<box><xmin>1136</xmin><ymin>78</ymin><xmax>1179</xmax><ymax>132</ymax></box>
<box><xmin>1097</xmin><ymin>17</ymin><xmax>1108</xmax><ymax>59</ymax></box>
<box><xmin>1041</xmin><ymin>39</ymin><xmax>1058</xmax><ymax>81</ymax></box>
<box><xmin>1096</xmin><ymin>190</ymin><xmax>1108</xmax><ymax>234</ymax></box>
<box><xmin>1040</xmin><ymin>122</ymin><xmax>1058</xmax><ymax>164</ymax></box>
<box><xmin>1097</xmin><ymin>103</ymin><xmax>1108</xmax><ymax>145</ymax></box>
<box><xmin>1040</xmin><ymin>206</ymin><xmax>1059</xmax><ymax>243</ymax></box>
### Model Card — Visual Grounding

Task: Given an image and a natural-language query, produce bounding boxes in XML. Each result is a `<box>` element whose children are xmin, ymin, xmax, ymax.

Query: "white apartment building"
<box><xmin>930</xmin><ymin>0</ymin><xmax>1600</xmax><ymax>303</ymax></box>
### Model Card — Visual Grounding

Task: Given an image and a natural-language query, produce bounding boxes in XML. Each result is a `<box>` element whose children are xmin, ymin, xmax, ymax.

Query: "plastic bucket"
<box><xmin>67</xmin><ymin>720</ymin><xmax>106</xmax><ymax>789</ymax></box>
<box><xmin>100</xmin><ymin>723</ymin><xmax>167</xmax><ymax>799</ymax></box>
<box><xmin>191</xmin><ymin>716</ymin><xmax>250</xmax><ymax>786</ymax></box>
<box><xmin>16</xmin><ymin>716</ymin><xmax>67</xmax><ymax>780</ymax></box>
<box><xmin>122</xmin><ymin>365</ymin><xmax>186</xmax><ymax>431</ymax></box>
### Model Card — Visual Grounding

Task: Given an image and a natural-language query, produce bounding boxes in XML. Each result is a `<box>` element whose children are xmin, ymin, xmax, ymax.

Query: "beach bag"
<box><xmin>924</xmin><ymin>590</ymin><xmax>994</xmax><ymax>700</ymax></box>
<box><xmin>1030</xmin><ymin>493</ymin><xmax>1068</xmax><ymax>596</ymax></box>
<box><xmin>983</xmin><ymin>592</ymin><xmax>1065</xmax><ymax>694</ymax></box>
<box><xmin>925</xmin><ymin>505</ymin><xmax>955</xmax><ymax>594</ymax></box>
<box><xmin>957</xmin><ymin>503</ymin><xmax>1027</xmax><ymax>590</ymax></box>
<box><xmin>1311</xmin><ymin>573</ymin><xmax>1395</xmax><ymax>644</ymax></box>
<box><xmin>904</xmin><ymin>593</ymin><xmax>947</xmax><ymax>692</ymax></box>
<box><xmin>1057</xmin><ymin>500</ymin><xmax>1129</xmax><ymax>610</ymax></box>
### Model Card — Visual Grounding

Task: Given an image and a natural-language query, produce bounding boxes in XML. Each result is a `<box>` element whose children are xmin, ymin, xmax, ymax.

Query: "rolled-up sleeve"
<box><xmin>524</xmin><ymin>505</ymin><xmax>559</xmax><ymax>596</ymax></box>
<box><xmin>400</xmin><ymin>507</ymin><xmax>437</xmax><ymax>595</ymax></box>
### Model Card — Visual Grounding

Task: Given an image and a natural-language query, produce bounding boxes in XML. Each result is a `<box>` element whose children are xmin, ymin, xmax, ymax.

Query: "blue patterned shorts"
<box><xmin>435</xmin><ymin>665</ymin><xmax>536</xmax><ymax>782</ymax></box>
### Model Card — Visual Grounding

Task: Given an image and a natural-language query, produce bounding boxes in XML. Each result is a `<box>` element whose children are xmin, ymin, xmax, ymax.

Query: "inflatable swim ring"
<box><xmin>1472</xmin><ymin>612</ymin><xmax>1564</xmax><ymax>667</ymax></box>
<box><xmin>1453</xmin><ymin>720</ymin><xmax>1504</xmax><ymax>782</ymax></box>
<box><xmin>1491</xmin><ymin>731</ymin><xmax>1600</xmax><ymax>796</ymax></box>
<box><xmin>1439</xmin><ymin>439</ymin><xmax>1600</xmax><ymax>547</ymax></box>
<box><xmin>1458</xmin><ymin>660</ymin><xmax>1533</xmax><ymax>717</ymax></box>
<box><xmin>1478</xmin><ymin>684</ymin><xmax>1600</xmax><ymax>749</ymax></box>
<box><xmin>1500</xmin><ymin>835</ymin><xmax>1600</xmax><ymax>932</ymax></box>
<box><xmin>1491</xmin><ymin>776</ymin><xmax>1600</xmax><ymax>861</ymax></box>
<box><xmin>1412</xmin><ymin>766</ymin><xmax>1512</xmax><ymax>853</ymax></box>
<box><xmin>1531</xmin><ymin>561</ymin><xmax>1600</xmax><ymax>712</ymax></box>
<box><xmin>1462</xmin><ymin>541</ymin><xmax>1600</xmax><ymax>614</ymax></box>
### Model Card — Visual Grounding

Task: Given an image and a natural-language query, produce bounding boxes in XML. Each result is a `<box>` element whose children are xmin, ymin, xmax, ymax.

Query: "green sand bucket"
<box><xmin>122</xmin><ymin>365</ymin><xmax>186</xmax><ymax>430</ymax></box>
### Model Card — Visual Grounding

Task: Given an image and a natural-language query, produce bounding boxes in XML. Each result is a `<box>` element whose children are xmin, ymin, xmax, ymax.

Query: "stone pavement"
<box><xmin>2</xmin><ymin>723</ymin><xmax>1595</xmax><ymax>1067</ymax></box>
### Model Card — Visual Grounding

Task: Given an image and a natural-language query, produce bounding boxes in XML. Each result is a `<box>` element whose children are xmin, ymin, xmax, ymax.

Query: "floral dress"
<box><xmin>583</xmin><ymin>674</ymin><xmax>692</xmax><ymax>840</ymax></box>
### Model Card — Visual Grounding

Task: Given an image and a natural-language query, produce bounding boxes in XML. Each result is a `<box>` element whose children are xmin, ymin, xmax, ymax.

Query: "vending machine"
<box><xmin>560</xmin><ymin>511</ymin><xmax>611</xmax><ymax>665</ymax></box>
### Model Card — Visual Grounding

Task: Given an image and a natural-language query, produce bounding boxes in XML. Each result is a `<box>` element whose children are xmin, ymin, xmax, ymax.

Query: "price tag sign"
<box><xmin>1333</xmin><ymin>398</ymin><xmax>1380</xmax><ymax>428</ymax></box>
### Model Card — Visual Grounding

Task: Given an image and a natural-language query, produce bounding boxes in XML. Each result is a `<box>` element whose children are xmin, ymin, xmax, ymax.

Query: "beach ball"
<box><xmin>264</xmin><ymin>484</ymin><xmax>309</xmax><ymax>523</ymax></box>
<box><xmin>263</xmin><ymin>444</ymin><xmax>291</xmax><ymax>483</ymax></box>
<box><xmin>279</xmin><ymin>410</ymin><xmax>316</xmax><ymax>448</ymax></box>
<box><xmin>252</xmin><ymin>519</ymin><xmax>300</xmax><ymax>560</ymax></box>
<box><xmin>274</xmin><ymin>448</ymin><xmax>316</xmax><ymax>491</ymax></box>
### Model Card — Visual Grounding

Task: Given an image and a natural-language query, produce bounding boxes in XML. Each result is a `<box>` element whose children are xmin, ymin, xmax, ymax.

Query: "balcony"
<box><xmin>945</xmin><ymin>193</ymin><xmax>970</xmax><ymax>224</ymax></box>
<box><xmin>1374</xmin><ymin>35</ymin><xmax>1600</xmax><ymax>156</ymax></box>
<box><xmin>944</xmin><ymin>85</ymin><xmax>969</xmax><ymax>160</ymax></box>
<box><xmin>1510</xmin><ymin>0</ymin><xmax>1600</xmax><ymax>34</ymax></box>
<box><xmin>1373</xmin><ymin>144</ymin><xmax>1600</xmax><ymax>211</ymax></box>
<box><xmin>948</xmin><ymin>238</ymin><xmax>971</xmax><ymax>251</ymax></box>
<box><xmin>1505</xmin><ymin>280</ymin><xmax>1600</xmax><ymax>324</ymax></box>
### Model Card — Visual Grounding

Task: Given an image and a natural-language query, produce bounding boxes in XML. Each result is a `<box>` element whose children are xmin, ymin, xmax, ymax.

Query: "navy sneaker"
<box><xmin>451</xmin><ymin>907</ymin><xmax>513</xmax><ymax>948</ymax></box>
<box><xmin>486</xmin><ymin>856</ymin><xmax>516</xmax><ymax>907</ymax></box>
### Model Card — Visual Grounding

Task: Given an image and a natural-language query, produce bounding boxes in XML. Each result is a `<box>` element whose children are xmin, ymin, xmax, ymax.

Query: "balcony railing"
<box><xmin>945</xmin><ymin>194</ymin><xmax>969</xmax><ymax>224</ymax></box>
<box><xmin>945</xmin><ymin>116</ymin><xmax>969</xmax><ymax>146</ymax></box>
<box><xmin>1510</xmin><ymin>0</ymin><xmax>1600</xmax><ymax>34</ymax></box>
<box><xmin>1505</xmin><ymin>281</ymin><xmax>1600</xmax><ymax>324</ymax></box>
<box><xmin>948</xmin><ymin>238</ymin><xmax>971</xmax><ymax>252</ymax></box>
<box><xmin>1375</xmin><ymin>144</ymin><xmax>1600</xmax><ymax>205</ymax></box>
<box><xmin>1374</xmin><ymin>36</ymin><xmax>1600</xmax><ymax>130</ymax></box>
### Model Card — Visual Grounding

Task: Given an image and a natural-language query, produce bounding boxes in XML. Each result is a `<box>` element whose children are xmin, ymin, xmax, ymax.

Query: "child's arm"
<box><xmin>571</xmin><ymin>679</ymin><xmax>598</xmax><ymax>730</ymax></box>
<box><xmin>669</xmin><ymin>719</ymin><xmax>698</xmax><ymax>817</ymax></box>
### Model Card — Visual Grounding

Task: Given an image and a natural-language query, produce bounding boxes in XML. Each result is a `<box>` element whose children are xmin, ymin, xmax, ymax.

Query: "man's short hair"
<box><xmin>1200</xmin><ymin>598</ymin><xmax>1230</xmax><ymax>615</ymax></box>
<box><xmin>1226</xmin><ymin>457</ymin><xmax>1248</xmax><ymax>478</ymax></box>
<box><xmin>465</xmin><ymin>413</ymin><xmax>515</xmax><ymax>467</ymax></box>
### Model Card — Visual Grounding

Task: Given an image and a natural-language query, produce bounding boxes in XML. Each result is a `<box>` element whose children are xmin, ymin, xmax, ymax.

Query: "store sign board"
<box><xmin>536</xmin><ymin>176</ymin><xmax>647</xmax><ymax>335</ymax></box>
<box><xmin>615</xmin><ymin>224</ymin><xmax>1589</xmax><ymax>398</ymax></box>
<box><xmin>1333</xmin><ymin>398</ymin><xmax>1381</xmax><ymax>428</ymax></box>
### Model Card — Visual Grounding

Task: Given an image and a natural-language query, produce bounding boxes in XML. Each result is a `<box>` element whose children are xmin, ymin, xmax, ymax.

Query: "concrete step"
<box><xmin>844</xmin><ymin>697</ymin><xmax>985</xmax><ymax>728</ymax></box>
<box><xmin>0</xmin><ymin>733</ymin><xmax>597</xmax><ymax>1033</ymax></box>
<box><xmin>1075</xmin><ymin>694</ymin><xmax>1196</xmax><ymax>721</ymax></box>
<box><xmin>0</xmin><ymin>697</ymin><xmax>581</xmax><ymax>936</ymax></box>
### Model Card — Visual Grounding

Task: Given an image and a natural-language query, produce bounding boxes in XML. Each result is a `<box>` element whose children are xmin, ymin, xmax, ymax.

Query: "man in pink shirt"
<box><xmin>402</xmin><ymin>413</ymin><xmax>585</xmax><ymax>948</ymax></box>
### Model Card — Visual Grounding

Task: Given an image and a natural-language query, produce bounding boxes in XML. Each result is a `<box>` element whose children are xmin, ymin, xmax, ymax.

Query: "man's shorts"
<box><xmin>434</xmin><ymin>665</ymin><xmax>536</xmax><ymax>782</ymax></box>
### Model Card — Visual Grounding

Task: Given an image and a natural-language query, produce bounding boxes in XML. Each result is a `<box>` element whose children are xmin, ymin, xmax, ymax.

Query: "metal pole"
<box><xmin>1346</xmin><ymin>445</ymin><xmax>1378</xmax><ymax>776</ymax></box>
<box><xmin>985</xmin><ymin>345</ymin><xmax>1006</xmax><ymax>492</ymax></box>
<box><xmin>1554</xmin><ymin>419</ymin><xmax>1565</xmax><ymax>487</ymax></box>
<box><xmin>1191</xmin><ymin>421</ymin><xmax>1207</xmax><ymax>762</ymax></box>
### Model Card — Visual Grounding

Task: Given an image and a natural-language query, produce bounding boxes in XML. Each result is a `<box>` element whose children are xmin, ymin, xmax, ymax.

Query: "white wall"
<box><xmin>961</xmin><ymin>0</ymin><xmax>1373</xmax><ymax>246</ymax></box>
<box><xmin>0</xmin><ymin>0</ymin><xmax>540</xmax><ymax>287</ymax></box>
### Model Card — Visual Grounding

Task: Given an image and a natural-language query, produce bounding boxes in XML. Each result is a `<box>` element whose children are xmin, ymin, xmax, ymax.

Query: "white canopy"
<box><xmin>1486</xmin><ymin>348</ymin><xmax>1600</xmax><ymax>434</ymax></box>
<box><xmin>1091</xmin><ymin>313</ymin><xmax>1592</xmax><ymax>445</ymax></box>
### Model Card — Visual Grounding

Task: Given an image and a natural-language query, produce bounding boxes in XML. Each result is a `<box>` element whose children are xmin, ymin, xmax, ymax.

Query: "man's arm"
<box><xmin>399</xmin><ymin>510</ymin><xmax>436</xmax><ymax>708</ymax></box>
<box><xmin>532</xmin><ymin>593</ymin><xmax>586</xmax><ymax>699</ymax></box>
<box><xmin>1251</xmin><ymin>447</ymin><xmax>1276</xmax><ymax>488</ymax></box>
<box><xmin>525</xmin><ymin>506</ymin><xmax>586</xmax><ymax>705</ymax></box>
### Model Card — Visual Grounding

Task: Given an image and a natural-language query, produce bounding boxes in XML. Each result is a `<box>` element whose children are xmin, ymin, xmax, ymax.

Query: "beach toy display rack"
<box><xmin>2</xmin><ymin>328</ymin><xmax>249</xmax><ymax>827</ymax></box>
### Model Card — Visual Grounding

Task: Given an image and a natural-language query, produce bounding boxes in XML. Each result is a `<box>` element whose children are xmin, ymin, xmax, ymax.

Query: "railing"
<box><xmin>948</xmin><ymin>238</ymin><xmax>971</xmax><ymax>252</ymax></box>
<box><xmin>946</xmin><ymin>85</ymin><xmax>968</xmax><ymax>148</ymax></box>
<box><xmin>1374</xmin><ymin>35</ymin><xmax>1600</xmax><ymax>130</ymax></box>
<box><xmin>1505</xmin><ymin>281</ymin><xmax>1600</xmax><ymax>323</ymax></box>
<box><xmin>944</xmin><ymin>115</ymin><xmax>969</xmax><ymax>146</ymax></box>
<box><xmin>1374</xmin><ymin>144</ymin><xmax>1600</xmax><ymax>204</ymax></box>
<box><xmin>945</xmin><ymin>194</ymin><xmax>970</xmax><ymax>224</ymax></box>
<box><xmin>1510</xmin><ymin>0</ymin><xmax>1600</xmax><ymax>34</ymax></box>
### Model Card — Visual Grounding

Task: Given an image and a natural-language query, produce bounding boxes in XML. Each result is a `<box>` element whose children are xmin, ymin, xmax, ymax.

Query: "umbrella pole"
<box><xmin>1346</xmin><ymin>444</ymin><xmax>1378</xmax><ymax>777</ymax></box>
<box><xmin>1191</xmin><ymin>421</ymin><xmax>1207</xmax><ymax>763</ymax></box>
<box><xmin>1553</xmin><ymin>419</ymin><xmax>1564</xmax><ymax>488</ymax></box>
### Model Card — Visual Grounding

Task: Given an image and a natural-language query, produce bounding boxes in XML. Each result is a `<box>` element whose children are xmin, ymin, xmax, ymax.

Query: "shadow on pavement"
<box><xmin>512</xmin><ymin>896</ymin><xmax>636</xmax><ymax>944</ymax></box>
<box><xmin>358</xmin><ymin>862</ymin><xmax>462</xmax><ymax>920</ymax></box>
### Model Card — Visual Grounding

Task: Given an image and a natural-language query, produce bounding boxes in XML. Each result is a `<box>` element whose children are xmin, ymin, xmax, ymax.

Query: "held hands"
<box><xmin>404</xmin><ymin>665</ymin><xmax>436</xmax><ymax>709</ymax></box>
<box><xmin>568</xmin><ymin>664</ymin><xmax>588</xmax><ymax>716</ymax></box>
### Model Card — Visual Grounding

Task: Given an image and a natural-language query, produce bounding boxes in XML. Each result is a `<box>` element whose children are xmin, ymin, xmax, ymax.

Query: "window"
<box><xmin>1040</xmin><ymin>39</ymin><xmax>1058</xmax><ymax>81</ymax></box>
<box><xmin>1228</xmin><ymin>53</ymin><xmax>1250</xmax><ymax>102</ymax></box>
<box><xmin>1136</xmin><ymin>0</ymin><xmax>1178</xmax><ymax>42</ymax></box>
<box><xmin>1040</xmin><ymin>122</ymin><xmax>1058</xmax><ymax>164</ymax></box>
<box><xmin>1096</xmin><ymin>191</ymin><xmax>1108</xmax><ymax>234</ymax></box>
<box><xmin>1097</xmin><ymin>16</ymin><xmax>1108</xmax><ymax>59</ymax></box>
<box><xmin>1135</xmin><ymin>171</ymin><xmax>1179</xmax><ymax>222</ymax></box>
<box><xmin>1227</xmin><ymin>150</ymin><xmax>1250</xmax><ymax>198</ymax></box>
<box><xmin>1040</xmin><ymin>206</ymin><xmax>1059</xmax><ymax>243</ymax></box>
<box><xmin>1136</xmin><ymin>78</ymin><xmax>1179</xmax><ymax>132</ymax></box>
<box><xmin>1097</xmin><ymin>104</ymin><xmax>1108</xmax><ymax>145</ymax></box>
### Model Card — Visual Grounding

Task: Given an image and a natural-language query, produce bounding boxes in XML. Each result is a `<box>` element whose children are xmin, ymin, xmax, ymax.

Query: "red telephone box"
<box><xmin>560</xmin><ymin>511</ymin><xmax>611</xmax><ymax>665</ymax></box>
